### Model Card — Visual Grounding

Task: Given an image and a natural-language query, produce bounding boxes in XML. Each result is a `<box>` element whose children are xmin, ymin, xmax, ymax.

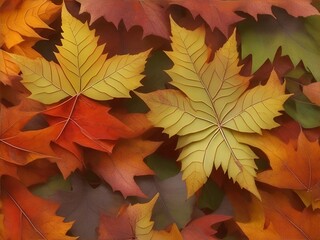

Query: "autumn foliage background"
<box><xmin>1</xmin><ymin>0</ymin><xmax>320</xmax><ymax>239</ymax></box>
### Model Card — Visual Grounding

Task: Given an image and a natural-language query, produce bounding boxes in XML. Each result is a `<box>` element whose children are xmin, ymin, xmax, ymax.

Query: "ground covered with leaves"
<box><xmin>1</xmin><ymin>0</ymin><xmax>320</xmax><ymax>239</ymax></box>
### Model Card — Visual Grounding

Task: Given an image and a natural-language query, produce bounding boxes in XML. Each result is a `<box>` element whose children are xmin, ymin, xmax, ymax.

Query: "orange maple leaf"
<box><xmin>0</xmin><ymin>0</ymin><xmax>60</xmax><ymax>49</ymax></box>
<box><xmin>237</xmin><ymin>131</ymin><xmax>320</xmax><ymax>208</ymax></box>
<box><xmin>89</xmin><ymin>138</ymin><xmax>161</xmax><ymax>198</ymax></box>
<box><xmin>0</xmin><ymin>103</ymin><xmax>55</xmax><ymax>166</ymax></box>
<box><xmin>1</xmin><ymin>176</ymin><xmax>76</xmax><ymax>239</ymax></box>
<box><xmin>262</xmin><ymin>189</ymin><xmax>320</xmax><ymax>239</ymax></box>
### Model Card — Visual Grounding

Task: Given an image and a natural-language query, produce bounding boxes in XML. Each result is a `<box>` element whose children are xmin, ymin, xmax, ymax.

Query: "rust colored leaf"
<box><xmin>237</xmin><ymin>0</ymin><xmax>319</xmax><ymax>20</ymax></box>
<box><xmin>169</xmin><ymin>0</ymin><xmax>318</xmax><ymax>35</ymax></box>
<box><xmin>0</xmin><ymin>201</ymin><xmax>4</xmax><ymax>240</ymax></box>
<box><xmin>181</xmin><ymin>215</ymin><xmax>231</xmax><ymax>240</ymax></box>
<box><xmin>237</xmin><ymin>131</ymin><xmax>320</xmax><ymax>208</ymax></box>
<box><xmin>76</xmin><ymin>0</ymin><xmax>169</xmax><ymax>39</ymax></box>
<box><xmin>48</xmin><ymin>143</ymin><xmax>82</xmax><ymax>179</ymax></box>
<box><xmin>240</xmin><ymin>131</ymin><xmax>320</xmax><ymax>190</ymax></box>
<box><xmin>262</xmin><ymin>189</ymin><xmax>320</xmax><ymax>239</ymax></box>
<box><xmin>89</xmin><ymin>139</ymin><xmax>161</xmax><ymax>197</ymax></box>
<box><xmin>0</xmin><ymin>104</ymin><xmax>55</xmax><ymax>166</ymax></box>
<box><xmin>226</xmin><ymin>184</ymin><xmax>282</xmax><ymax>240</ymax></box>
<box><xmin>44</xmin><ymin>95</ymin><xmax>133</xmax><ymax>153</ymax></box>
<box><xmin>1</xmin><ymin>176</ymin><xmax>75</xmax><ymax>239</ymax></box>
<box><xmin>169</xmin><ymin>0</ymin><xmax>241</xmax><ymax>36</ymax></box>
<box><xmin>39</xmin><ymin>95</ymin><xmax>134</xmax><ymax>172</ymax></box>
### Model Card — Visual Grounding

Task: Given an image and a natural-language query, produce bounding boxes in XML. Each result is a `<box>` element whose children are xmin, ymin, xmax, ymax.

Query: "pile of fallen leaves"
<box><xmin>1</xmin><ymin>0</ymin><xmax>320</xmax><ymax>239</ymax></box>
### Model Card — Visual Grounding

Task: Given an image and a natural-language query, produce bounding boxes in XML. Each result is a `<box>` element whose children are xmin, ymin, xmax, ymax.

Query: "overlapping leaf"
<box><xmin>89</xmin><ymin>138</ymin><xmax>160</xmax><ymax>198</ymax></box>
<box><xmin>42</xmin><ymin>95</ymin><xmax>133</xmax><ymax>160</ymax></box>
<box><xmin>237</xmin><ymin>131</ymin><xmax>320</xmax><ymax>209</ymax></box>
<box><xmin>170</xmin><ymin>0</ymin><xmax>318</xmax><ymax>36</ymax></box>
<box><xmin>9</xmin><ymin>3</ymin><xmax>150</xmax><ymax>104</ymax></box>
<box><xmin>1</xmin><ymin>1</ymin><xmax>320</xmax><ymax>239</ymax></box>
<box><xmin>98</xmin><ymin>194</ymin><xmax>159</xmax><ymax>239</ymax></box>
<box><xmin>76</xmin><ymin>0</ymin><xmax>169</xmax><ymax>39</ymax></box>
<box><xmin>1</xmin><ymin>176</ymin><xmax>75</xmax><ymax>239</ymax></box>
<box><xmin>54</xmin><ymin>174</ymin><xmax>125</xmax><ymax>240</ymax></box>
<box><xmin>261</xmin><ymin>189</ymin><xmax>320</xmax><ymax>239</ymax></box>
<box><xmin>227</xmin><ymin>185</ymin><xmax>290</xmax><ymax>239</ymax></box>
<box><xmin>284</xmin><ymin>76</ymin><xmax>320</xmax><ymax>128</ymax></box>
<box><xmin>98</xmin><ymin>193</ymin><xmax>183</xmax><ymax>240</ymax></box>
<box><xmin>239</xmin><ymin>11</ymin><xmax>320</xmax><ymax>80</ymax></box>
<box><xmin>0</xmin><ymin>0</ymin><xmax>61</xmax><ymax>49</ymax></box>
<box><xmin>7</xmin><ymin>3</ymin><xmax>150</xmax><ymax>172</ymax></box>
<box><xmin>181</xmin><ymin>214</ymin><xmax>231</xmax><ymax>240</ymax></box>
<box><xmin>137</xmin><ymin>173</ymin><xmax>195</xmax><ymax>229</ymax></box>
<box><xmin>138</xmin><ymin>17</ymin><xmax>290</xmax><ymax>198</ymax></box>
<box><xmin>0</xmin><ymin>103</ymin><xmax>55</xmax><ymax>167</ymax></box>
<box><xmin>75</xmin><ymin>0</ymin><xmax>318</xmax><ymax>39</ymax></box>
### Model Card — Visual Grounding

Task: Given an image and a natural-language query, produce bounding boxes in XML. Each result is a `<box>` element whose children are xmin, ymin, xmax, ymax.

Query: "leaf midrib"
<box><xmin>176</xmin><ymin>29</ymin><xmax>244</xmax><ymax>171</ymax></box>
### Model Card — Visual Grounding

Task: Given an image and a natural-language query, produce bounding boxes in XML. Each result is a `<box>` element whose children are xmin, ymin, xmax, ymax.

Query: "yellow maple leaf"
<box><xmin>0</xmin><ymin>0</ymin><xmax>60</xmax><ymax>49</ymax></box>
<box><xmin>137</xmin><ymin>17</ymin><xmax>290</xmax><ymax>198</ymax></box>
<box><xmin>9</xmin><ymin>3</ymin><xmax>150</xmax><ymax>104</ymax></box>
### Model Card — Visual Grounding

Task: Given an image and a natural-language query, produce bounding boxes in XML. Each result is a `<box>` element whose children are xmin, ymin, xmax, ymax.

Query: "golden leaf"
<box><xmin>137</xmin><ymin>17</ymin><xmax>290</xmax><ymax>198</ymax></box>
<box><xmin>9</xmin><ymin>3</ymin><xmax>150</xmax><ymax>104</ymax></box>
<box><xmin>0</xmin><ymin>0</ymin><xmax>60</xmax><ymax>49</ymax></box>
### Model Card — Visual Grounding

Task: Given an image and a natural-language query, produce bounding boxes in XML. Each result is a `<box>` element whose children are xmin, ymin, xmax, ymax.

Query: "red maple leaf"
<box><xmin>76</xmin><ymin>0</ymin><xmax>170</xmax><ymax>39</ymax></box>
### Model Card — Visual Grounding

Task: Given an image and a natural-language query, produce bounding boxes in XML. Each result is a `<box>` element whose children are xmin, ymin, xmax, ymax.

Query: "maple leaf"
<box><xmin>42</xmin><ymin>95</ymin><xmax>133</xmax><ymax>160</ymax></box>
<box><xmin>0</xmin><ymin>102</ymin><xmax>59</xmax><ymax>183</ymax></box>
<box><xmin>137</xmin><ymin>17</ymin><xmax>290</xmax><ymax>198</ymax></box>
<box><xmin>261</xmin><ymin>189</ymin><xmax>320</xmax><ymax>239</ymax></box>
<box><xmin>0</xmin><ymin>103</ymin><xmax>55</xmax><ymax>166</ymax></box>
<box><xmin>44</xmin><ymin>107</ymin><xmax>156</xmax><ymax>177</ymax></box>
<box><xmin>1</xmin><ymin>176</ymin><xmax>75</xmax><ymax>239</ymax></box>
<box><xmin>137</xmin><ymin>173</ymin><xmax>195</xmax><ymax>229</ymax></box>
<box><xmin>169</xmin><ymin>0</ymin><xmax>318</xmax><ymax>36</ymax></box>
<box><xmin>303</xmin><ymin>82</ymin><xmax>320</xmax><ymax>106</ymax></box>
<box><xmin>239</xmin><ymin>11</ymin><xmax>320</xmax><ymax>80</ymax></box>
<box><xmin>236</xmin><ymin>131</ymin><xmax>320</xmax><ymax>209</ymax></box>
<box><xmin>76</xmin><ymin>0</ymin><xmax>169</xmax><ymax>39</ymax></box>
<box><xmin>181</xmin><ymin>214</ymin><xmax>231</xmax><ymax>240</ymax></box>
<box><xmin>8</xmin><ymin>3</ymin><xmax>150</xmax><ymax>167</ymax></box>
<box><xmin>89</xmin><ymin>138</ymin><xmax>161</xmax><ymax>198</ymax></box>
<box><xmin>9</xmin><ymin>3</ymin><xmax>150</xmax><ymax>104</ymax></box>
<box><xmin>0</xmin><ymin>0</ymin><xmax>61</xmax><ymax>49</ymax></box>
